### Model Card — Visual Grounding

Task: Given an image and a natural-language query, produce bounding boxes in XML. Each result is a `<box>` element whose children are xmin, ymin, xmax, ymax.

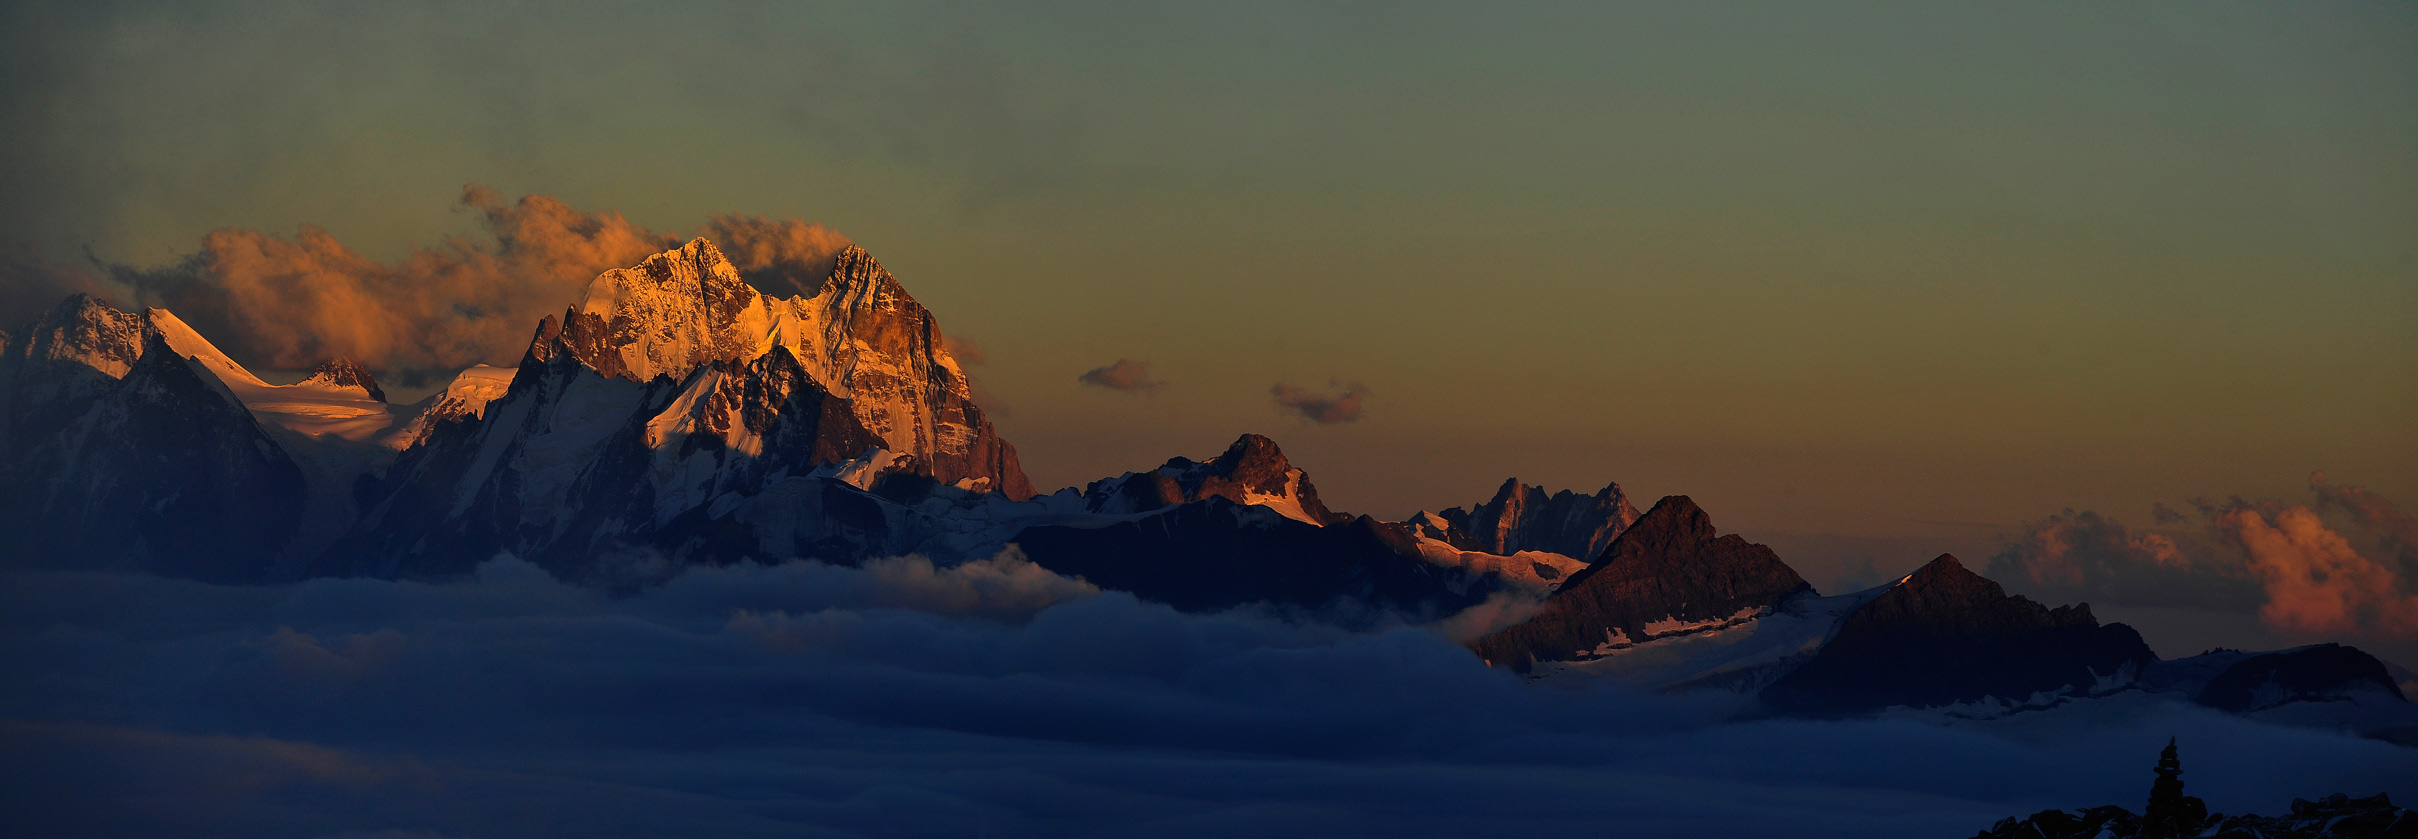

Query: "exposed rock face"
<box><xmin>327</xmin><ymin>320</ymin><xmax>883</xmax><ymax>582</ymax></box>
<box><xmin>0</xmin><ymin>295</ymin><xmax>153</xmax><ymax>452</ymax></box>
<box><xmin>1469</xmin><ymin>495</ymin><xmax>1812</xmax><ymax>671</ymax></box>
<box><xmin>1974</xmin><ymin>793</ymin><xmax>2413</xmax><ymax>839</ymax></box>
<box><xmin>554</xmin><ymin>239</ymin><xmax>1031</xmax><ymax>499</ymax></box>
<box><xmin>1762</xmin><ymin>554</ymin><xmax>2155</xmax><ymax>715</ymax></box>
<box><xmin>1435</xmin><ymin>478</ymin><xmax>1638</xmax><ymax>560</ymax></box>
<box><xmin>301</xmin><ymin>356</ymin><xmax>385</xmax><ymax>402</ymax></box>
<box><xmin>1014</xmin><ymin>496</ymin><xmax>1494</xmax><ymax>620</ymax></box>
<box><xmin>0</xmin><ymin>330</ymin><xmax>305</xmax><ymax>581</ymax></box>
<box><xmin>1082</xmin><ymin>433</ymin><xmax>1341</xmax><ymax>525</ymax></box>
<box><xmin>2195</xmin><ymin>644</ymin><xmax>2408</xmax><ymax>713</ymax></box>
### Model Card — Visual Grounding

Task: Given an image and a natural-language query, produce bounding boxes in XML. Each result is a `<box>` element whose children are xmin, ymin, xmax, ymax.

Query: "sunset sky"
<box><xmin>5</xmin><ymin>2</ymin><xmax>2413</xmax><ymax>655</ymax></box>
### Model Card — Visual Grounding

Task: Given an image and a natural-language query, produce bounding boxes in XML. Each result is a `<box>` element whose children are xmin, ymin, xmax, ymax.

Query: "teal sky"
<box><xmin>5</xmin><ymin>1</ymin><xmax>2413</xmax><ymax>594</ymax></box>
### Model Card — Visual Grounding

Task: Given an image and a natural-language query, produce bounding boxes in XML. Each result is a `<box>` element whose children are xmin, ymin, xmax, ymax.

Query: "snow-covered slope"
<box><xmin>1427</xmin><ymin>478</ymin><xmax>1640</xmax><ymax>561</ymax></box>
<box><xmin>326</xmin><ymin>239</ymin><xmax>1044</xmax><ymax>580</ymax></box>
<box><xmin>1394</xmin><ymin>532</ymin><xmax>1589</xmax><ymax>594</ymax></box>
<box><xmin>1081</xmin><ymin>434</ymin><xmax>1340</xmax><ymax>525</ymax></box>
<box><xmin>557</xmin><ymin>239</ymin><xmax>1030</xmax><ymax>498</ymax></box>
<box><xmin>0</xmin><ymin>297</ymin><xmax>306</xmax><ymax>580</ymax></box>
<box><xmin>381</xmin><ymin>364</ymin><xmax>513</xmax><ymax>451</ymax></box>
<box><xmin>1524</xmin><ymin>585</ymin><xmax>1889</xmax><ymax>693</ymax></box>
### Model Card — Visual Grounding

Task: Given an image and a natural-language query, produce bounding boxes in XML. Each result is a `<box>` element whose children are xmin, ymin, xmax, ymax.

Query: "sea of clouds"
<box><xmin>3</xmin><ymin>551</ymin><xmax>2411</xmax><ymax>839</ymax></box>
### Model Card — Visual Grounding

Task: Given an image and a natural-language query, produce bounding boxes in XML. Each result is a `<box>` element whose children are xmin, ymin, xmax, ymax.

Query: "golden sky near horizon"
<box><xmin>3</xmin><ymin>1</ymin><xmax>2412</xmax><ymax>595</ymax></box>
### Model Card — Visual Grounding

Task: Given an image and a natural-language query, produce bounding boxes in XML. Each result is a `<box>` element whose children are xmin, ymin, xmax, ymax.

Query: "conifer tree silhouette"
<box><xmin>2142</xmin><ymin>737</ymin><xmax>2197</xmax><ymax>837</ymax></box>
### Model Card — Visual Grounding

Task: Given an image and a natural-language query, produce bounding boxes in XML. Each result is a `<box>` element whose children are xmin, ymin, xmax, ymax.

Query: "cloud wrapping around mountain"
<box><xmin>705</xmin><ymin>212</ymin><xmax>855</xmax><ymax>298</ymax></box>
<box><xmin>3</xmin><ymin>555</ymin><xmax>2412</xmax><ymax>837</ymax></box>
<box><xmin>1988</xmin><ymin>476</ymin><xmax>2418</xmax><ymax>643</ymax></box>
<box><xmin>1270</xmin><ymin>380</ymin><xmax>1367</xmax><ymax>423</ymax></box>
<box><xmin>1077</xmin><ymin>358</ymin><xmax>1162</xmax><ymax>392</ymax></box>
<box><xmin>5</xmin><ymin>189</ymin><xmax>854</xmax><ymax>384</ymax></box>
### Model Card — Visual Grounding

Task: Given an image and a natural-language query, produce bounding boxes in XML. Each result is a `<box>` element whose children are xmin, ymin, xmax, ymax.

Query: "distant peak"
<box><xmin>1624</xmin><ymin>495</ymin><xmax>1715</xmax><ymax>546</ymax></box>
<box><xmin>824</xmin><ymin>244</ymin><xmax>902</xmax><ymax>297</ymax></box>
<box><xmin>1214</xmin><ymin>433</ymin><xmax>1290</xmax><ymax>469</ymax></box>
<box><xmin>43</xmin><ymin>292</ymin><xmax>135</xmax><ymax>325</ymax></box>
<box><xmin>1897</xmin><ymin>553</ymin><xmax>2000</xmax><ymax>596</ymax></box>
<box><xmin>55</xmin><ymin>292</ymin><xmax>113</xmax><ymax>313</ymax></box>
<box><xmin>305</xmin><ymin>356</ymin><xmax>387</xmax><ymax>402</ymax></box>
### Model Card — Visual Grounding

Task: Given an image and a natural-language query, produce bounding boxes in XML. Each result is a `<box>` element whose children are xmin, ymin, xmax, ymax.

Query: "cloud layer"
<box><xmin>5</xmin><ymin>188</ymin><xmax>854</xmax><ymax>384</ymax></box>
<box><xmin>3</xmin><ymin>552</ymin><xmax>2411</xmax><ymax>837</ymax></box>
<box><xmin>1988</xmin><ymin>476</ymin><xmax>2418</xmax><ymax>647</ymax></box>
<box><xmin>1270</xmin><ymin>380</ymin><xmax>1368</xmax><ymax>423</ymax></box>
<box><xmin>1077</xmin><ymin>358</ymin><xmax>1162</xmax><ymax>392</ymax></box>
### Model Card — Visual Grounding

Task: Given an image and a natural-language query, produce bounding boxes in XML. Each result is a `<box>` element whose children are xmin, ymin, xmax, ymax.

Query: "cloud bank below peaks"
<box><xmin>4</xmin><ymin>550</ymin><xmax>2413</xmax><ymax>838</ymax></box>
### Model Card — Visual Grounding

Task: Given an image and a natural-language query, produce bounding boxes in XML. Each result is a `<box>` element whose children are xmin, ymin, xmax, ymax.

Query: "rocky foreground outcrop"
<box><xmin>1978</xmin><ymin>739</ymin><xmax>2416</xmax><ymax>838</ymax></box>
<box><xmin>1978</xmin><ymin>794</ymin><xmax>2416</xmax><ymax>839</ymax></box>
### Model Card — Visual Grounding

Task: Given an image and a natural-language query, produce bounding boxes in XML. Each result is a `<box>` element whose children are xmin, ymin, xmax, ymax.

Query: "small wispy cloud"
<box><xmin>1077</xmin><ymin>358</ymin><xmax>1163</xmax><ymax>392</ymax></box>
<box><xmin>1270</xmin><ymin>380</ymin><xmax>1368</xmax><ymax>424</ymax></box>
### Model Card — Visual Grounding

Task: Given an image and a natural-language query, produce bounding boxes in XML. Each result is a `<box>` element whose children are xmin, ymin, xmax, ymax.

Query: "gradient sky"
<box><xmin>4</xmin><ymin>1</ymin><xmax>2413</xmax><ymax>610</ymax></box>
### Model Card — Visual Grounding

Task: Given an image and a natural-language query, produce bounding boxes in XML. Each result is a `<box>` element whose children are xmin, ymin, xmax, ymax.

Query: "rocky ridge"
<box><xmin>1424</xmin><ymin>477</ymin><xmax>1639</xmax><ymax>560</ymax></box>
<box><xmin>300</xmin><ymin>356</ymin><xmax>386</xmax><ymax>402</ymax></box>
<box><xmin>1081</xmin><ymin>433</ymin><xmax>1342</xmax><ymax>525</ymax></box>
<box><xmin>1470</xmin><ymin>495</ymin><xmax>1812</xmax><ymax>672</ymax></box>
<box><xmin>0</xmin><ymin>309</ymin><xmax>306</xmax><ymax>581</ymax></box>
<box><xmin>558</xmin><ymin>239</ymin><xmax>1030</xmax><ymax>499</ymax></box>
<box><xmin>1761</xmin><ymin>554</ymin><xmax>2156</xmax><ymax>715</ymax></box>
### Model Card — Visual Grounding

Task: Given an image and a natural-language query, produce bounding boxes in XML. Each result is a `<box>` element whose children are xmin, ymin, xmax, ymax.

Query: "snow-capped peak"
<box><xmin>298</xmin><ymin>357</ymin><xmax>386</xmax><ymax>402</ymax></box>
<box><xmin>548</xmin><ymin>238</ymin><xmax>1031</xmax><ymax>499</ymax></box>
<box><xmin>145</xmin><ymin>308</ymin><xmax>270</xmax><ymax>390</ymax></box>
<box><xmin>1083</xmin><ymin>433</ymin><xmax>1340</xmax><ymax>525</ymax></box>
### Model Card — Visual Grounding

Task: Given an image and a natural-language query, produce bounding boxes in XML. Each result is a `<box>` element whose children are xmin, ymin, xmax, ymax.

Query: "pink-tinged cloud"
<box><xmin>702</xmin><ymin>213</ymin><xmax>854</xmax><ymax>298</ymax></box>
<box><xmin>1986</xmin><ymin>509</ymin><xmax>2262</xmax><ymax>613</ymax></box>
<box><xmin>1270</xmin><ymin>380</ymin><xmax>1367</xmax><ymax>423</ymax></box>
<box><xmin>942</xmin><ymin>334</ymin><xmax>1008</xmax><ymax>416</ymax></box>
<box><xmin>1990</xmin><ymin>478</ymin><xmax>2418</xmax><ymax>641</ymax></box>
<box><xmin>2222</xmin><ymin>505</ymin><xmax>2418</xmax><ymax>639</ymax></box>
<box><xmin>93</xmin><ymin>187</ymin><xmax>850</xmax><ymax>382</ymax></box>
<box><xmin>1078</xmin><ymin>359</ymin><xmax>1162</xmax><ymax>392</ymax></box>
<box><xmin>941</xmin><ymin>334</ymin><xmax>987</xmax><ymax>368</ymax></box>
<box><xmin>2311</xmin><ymin>471</ymin><xmax>2418</xmax><ymax>566</ymax></box>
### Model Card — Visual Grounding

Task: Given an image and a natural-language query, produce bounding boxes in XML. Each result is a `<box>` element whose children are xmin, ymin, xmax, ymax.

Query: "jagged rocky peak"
<box><xmin>1852</xmin><ymin>554</ymin><xmax>2105</xmax><ymax>636</ymax></box>
<box><xmin>0</xmin><ymin>327</ymin><xmax>306</xmax><ymax>582</ymax></box>
<box><xmin>562</xmin><ymin>238</ymin><xmax>761</xmax><ymax>382</ymax></box>
<box><xmin>1470</xmin><ymin>495</ymin><xmax>1812</xmax><ymax>670</ymax></box>
<box><xmin>15</xmin><ymin>293</ymin><xmax>152</xmax><ymax>377</ymax></box>
<box><xmin>1761</xmin><ymin>553</ymin><xmax>2156</xmax><ymax>715</ymax></box>
<box><xmin>1437</xmin><ymin>477</ymin><xmax>1640</xmax><ymax>559</ymax></box>
<box><xmin>302</xmin><ymin>356</ymin><xmax>385</xmax><ymax>402</ymax></box>
<box><xmin>528</xmin><ymin>237</ymin><xmax>1032</xmax><ymax>500</ymax></box>
<box><xmin>1084</xmin><ymin>433</ymin><xmax>1342</xmax><ymax>525</ymax></box>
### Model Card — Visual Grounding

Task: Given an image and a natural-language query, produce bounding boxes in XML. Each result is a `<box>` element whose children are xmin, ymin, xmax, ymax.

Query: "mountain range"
<box><xmin>1</xmin><ymin>237</ymin><xmax>2409</xmax><ymax>739</ymax></box>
